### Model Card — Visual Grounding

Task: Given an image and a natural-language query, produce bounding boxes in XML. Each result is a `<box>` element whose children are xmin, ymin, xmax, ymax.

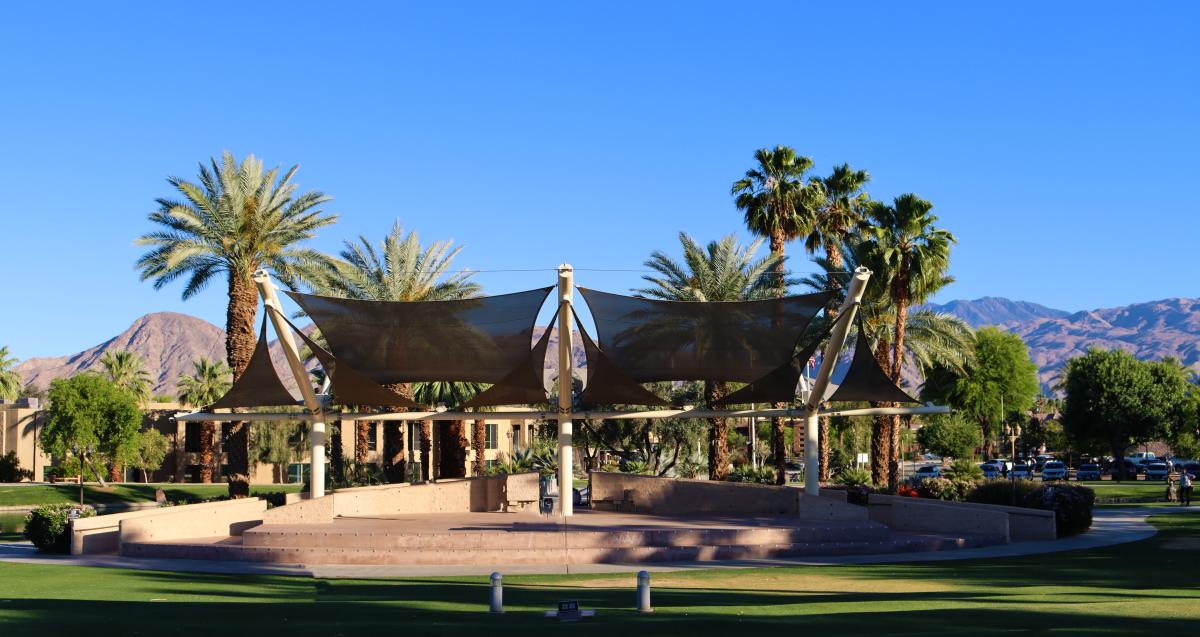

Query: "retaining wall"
<box><xmin>867</xmin><ymin>494</ymin><xmax>1056</xmax><ymax>542</ymax></box>
<box><xmin>70</xmin><ymin>498</ymin><xmax>266</xmax><ymax>555</ymax></box>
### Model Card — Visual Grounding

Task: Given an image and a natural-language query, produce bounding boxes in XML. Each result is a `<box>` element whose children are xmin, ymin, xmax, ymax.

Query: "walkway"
<box><xmin>0</xmin><ymin>506</ymin><xmax>1193</xmax><ymax>578</ymax></box>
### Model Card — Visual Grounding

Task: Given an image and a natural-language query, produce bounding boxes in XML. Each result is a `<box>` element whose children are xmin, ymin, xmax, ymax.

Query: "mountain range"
<box><xmin>13</xmin><ymin>296</ymin><xmax>1200</xmax><ymax>396</ymax></box>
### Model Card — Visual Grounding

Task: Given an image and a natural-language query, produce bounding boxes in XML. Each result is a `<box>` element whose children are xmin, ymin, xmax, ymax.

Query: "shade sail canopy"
<box><xmin>713</xmin><ymin>338</ymin><xmax>822</xmax><ymax>406</ymax></box>
<box><xmin>282</xmin><ymin>315</ymin><xmax>418</xmax><ymax>408</ymax></box>
<box><xmin>460</xmin><ymin>308</ymin><xmax>558</xmax><ymax>408</ymax></box>
<box><xmin>575</xmin><ymin>311</ymin><xmax>669</xmax><ymax>407</ymax></box>
<box><xmin>825</xmin><ymin>318</ymin><xmax>919</xmax><ymax>404</ymax></box>
<box><xmin>577</xmin><ymin>287</ymin><xmax>834</xmax><ymax>384</ymax></box>
<box><xmin>287</xmin><ymin>287</ymin><xmax>553</xmax><ymax>384</ymax></box>
<box><xmin>208</xmin><ymin>317</ymin><xmax>302</xmax><ymax>410</ymax></box>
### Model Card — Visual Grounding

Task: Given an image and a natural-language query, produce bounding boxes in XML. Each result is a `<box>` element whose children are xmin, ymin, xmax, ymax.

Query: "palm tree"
<box><xmin>176</xmin><ymin>357</ymin><xmax>232</xmax><ymax>483</ymax></box>
<box><xmin>731</xmin><ymin>146</ymin><xmax>820</xmax><ymax>292</ymax></box>
<box><xmin>137</xmin><ymin>151</ymin><xmax>336</xmax><ymax>496</ymax></box>
<box><xmin>637</xmin><ymin>233</ymin><xmax>786</xmax><ymax>480</ymax></box>
<box><xmin>99</xmin><ymin>351</ymin><xmax>153</xmax><ymax>405</ymax></box>
<box><xmin>414</xmin><ymin>381</ymin><xmax>487</xmax><ymax>479</ymax></box>
<box><xmin>0</xmin><ymin>346</ymin><xmax>23</xmax><ymax>401</ymax></box>
<box><xmin>305</xmin><ymin>220</ymin><xmax>481</xmax><ymax>482</ymax></box>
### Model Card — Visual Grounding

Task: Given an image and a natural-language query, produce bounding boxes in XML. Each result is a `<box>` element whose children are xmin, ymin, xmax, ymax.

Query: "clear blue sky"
<box><xmin>1</xmin><ymin>2</ymin><xmax>1197</xmax><ymax>360</ymax></box>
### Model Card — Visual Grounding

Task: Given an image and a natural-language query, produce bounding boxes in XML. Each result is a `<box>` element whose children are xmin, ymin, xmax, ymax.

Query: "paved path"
<box><xmin>1</xmin><ymin>506</ymin><xmax>1195</xmax><ymax>579</ymax></box>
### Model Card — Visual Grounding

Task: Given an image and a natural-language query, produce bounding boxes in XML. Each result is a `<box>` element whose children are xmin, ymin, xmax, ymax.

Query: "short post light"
<box><xmin>636</xmin><ymin>570</ymin><xmax>652</xmax><ymax>613</ymax></box>
<box><xmin>489</xmin><ymin>572</ymin><xmax>503</xmax><ymax>614</ymax></box>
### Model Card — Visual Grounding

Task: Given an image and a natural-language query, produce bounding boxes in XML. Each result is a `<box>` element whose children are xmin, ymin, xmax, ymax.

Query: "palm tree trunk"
<box><xmin>819</xmin><ymin>240</ymin><xmax>845</xmax><ymax>483</ymax></box>
<box><xmin>772</xmin><ymin>415</ymin><xmax>786</xmax><ymax>485</ymax></box>
<box><xmin>870</xmin><ymin>338</ymin><xmax>893</xmax><ymax>487</ymax></box>
<box><xmin>419</xmin><ymin>421</ymin><xmax>432</xmax><ymax>481</ymax></box>
<box><xmin>473</xmin><ymin>418</ymin><xmax>486</xmax><ymax>476</ymax></box>
<box><xmin>224</xmin><ymin>272</ymin><xmax>258</xmax><ymax>498</ymax></box>
<box><xmin>355</xmin><ymin>420</ymin><xmax>369</xmax><ymax>464</ymax></box>
<box><xmin>819</xmin><ymin>416</ymin><xmax>831</xmax><ymax>481</ymax></box>
<box><xmin>705</xmin><ymin>381</ymin><xmax>730</xmax><ymax>480</ymax></box>
<box><xmin>109</xmin><ymin>461</ymin><xmax>121</xmax><ymax>482</ymax></box>
<box><xmin>888</xmin><ymin>279</ymin><xmax>910</xmax><ymax>494</ymax></box>
<box><xmin>888</xmin><ymin>413</ymin><xmax>903</xmax><ymax>492</ymax></box>
<box><xmin>769</xmin><ymin>231</ymin><xmax>787</xmax><ymax>294</ymax></box>
<box><xmin>199</xmin><ymin>422</ymin><xmax>215</xmax><ymax>483</ymax></box>
<box><xmin>382</xmin><ymin>383</ymin><xmax>413</xmax><ymax>482</ymax></box>
<box><xmin>329</xmin><ymin>422</ymin><xmax>343</xmax><ymax>484</ymax></box>
<box><xmin>439</xmin><ymin>420</ymin><xmax>468</xmax><ymax>478</ymax></box>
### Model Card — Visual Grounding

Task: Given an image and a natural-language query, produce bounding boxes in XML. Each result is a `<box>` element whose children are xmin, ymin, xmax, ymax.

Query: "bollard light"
<box><xmin>636</xmin><ymin>570</ymin><xmax>652</xmax><ymax>613</ymax></box>
<box><xmin>489</xmin><ymin>572</ymin><xmax>504</xmax><ymax>614</ymax></box>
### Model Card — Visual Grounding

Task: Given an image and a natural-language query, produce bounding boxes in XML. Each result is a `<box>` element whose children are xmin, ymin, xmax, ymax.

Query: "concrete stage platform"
<box><xmin>121</xmin><ymin>509</ymin><xmax>1002</xmax><ymax>566</ymax></box>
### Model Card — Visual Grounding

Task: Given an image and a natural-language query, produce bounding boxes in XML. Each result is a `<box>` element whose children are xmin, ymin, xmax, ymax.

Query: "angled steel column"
<box><xmin>556</xmin><ymin>264</ymin><xmax>575</xmax><ymax>516</ymax></box>
<box><xmin>252</xmin><ymin>270</ymin><xmax>327</xmax><ymax>499</ymax></box>
<box><xmin>803</xmin><ymin>267</ymin><xmax>871</xmax><ymax>496</ymax></box>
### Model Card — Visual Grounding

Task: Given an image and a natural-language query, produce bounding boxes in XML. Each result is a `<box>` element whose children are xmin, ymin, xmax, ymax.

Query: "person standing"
<box><xmin>1181</xmin><ymin>469</ymin><xmax>1193</xmax><ymax>507</ymax></box>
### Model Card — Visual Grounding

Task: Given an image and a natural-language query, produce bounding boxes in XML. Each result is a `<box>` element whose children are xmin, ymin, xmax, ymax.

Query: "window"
<box><xmin>511</xmin><ymin>425</ymin><xmax>522</xmax><ymax>451</ymax></box>
<box><xmin>184</xmin><ymin>464</ymin><xmax>202</xmax><ymax>483</ymax></box>
<box><xmin>185</xmin><ymin>423</ymin><xmax>201</xmax><ymax>452</ymax></box>
<box><xmin>485</xmin><ymin>423</ymin><xmax>498</xmax><ymax>450</ymax></box>
<box><xmin>368</xmin><ymin>424</ymin><xmax>378</xmax><ymax>451</ymax></box>
<box><xmin>221</xmin><ymin>423</ymin><xmax>232</xmax><ymax>445</ymax></box>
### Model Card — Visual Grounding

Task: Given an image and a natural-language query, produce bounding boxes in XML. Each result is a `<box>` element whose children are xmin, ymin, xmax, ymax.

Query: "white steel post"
<box><xmin>253</xmin><ymin>270</ymin><xmax>327</xmax><ymax>499</ymax></box>
<box><xmin>557</xmin><ymin>264</ymin><xmax>575</xmax><ymax>516</ymax></box>
<box><xmin>803</xmin><ymin>267</ymin><xmax>871</xmax><ymax>496</ymax></box>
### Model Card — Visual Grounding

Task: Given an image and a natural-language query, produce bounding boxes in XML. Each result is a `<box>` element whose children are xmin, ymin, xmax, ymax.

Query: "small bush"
<box><xmin>24</xmin><ymin>504</ymin><xmax>96</xmax><ymax>553</ymax></box>
<box><xmin>966</xmin><ymin>478</ymin><xmax>1041</xmax><ymax>506</ymax></box>
<box><xmin>835</xmin><ymin>466</ymin><xmax>874</xmax><ymax>487</ymax></box>
<box><xmin>1025</xmin><ymin>483</ymin><xmax>1095</xmax><ymax>537</ymax></box>
<box><xmin>0</xmin><ymin>451</ymin><xmax>33</xmax><ymax>482</ymax></box>
<box><xmin>825</xmin><ymin>484</ymin><xmax>872</xmax><ymax>505</ymax></box>
<box><xmin>918</xmin><ymin>477</ymin><xmax>979</xmax><ymax>501</ymax></box>
<box><xmin>943</xmin><ymin>458</ymin><xmax>984</xmax><ymax>481</ymax></box>
<box><xmin>726</xmin><ymin>464</ymin><xmax>775</xmax><ymax>484</ymax></box>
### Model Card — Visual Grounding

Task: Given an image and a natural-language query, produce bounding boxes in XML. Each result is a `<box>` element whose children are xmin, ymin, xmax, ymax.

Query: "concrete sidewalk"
<box><xmin>1</xmin><ymin>506</ymin><xmax>1195</xmax><ymax>579</ymax></box>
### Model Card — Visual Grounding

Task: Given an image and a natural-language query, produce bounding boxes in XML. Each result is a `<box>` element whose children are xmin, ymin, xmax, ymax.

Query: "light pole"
<box><xmin>1004</xmin><ymin>422</ymin><xmax>1022</xmax><ymax>506</ymax></box>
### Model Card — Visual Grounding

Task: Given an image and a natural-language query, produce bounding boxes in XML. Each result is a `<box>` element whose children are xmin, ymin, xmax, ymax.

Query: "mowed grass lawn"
<box><xmin>0</xmin><ymin>514</ymin><xmax>1197</xmax><ymax>636</ymax></box>
<box><xmin>0</xmin><ymin>483</ymin><xmax>303</xmax><ymax>507</ymax></box>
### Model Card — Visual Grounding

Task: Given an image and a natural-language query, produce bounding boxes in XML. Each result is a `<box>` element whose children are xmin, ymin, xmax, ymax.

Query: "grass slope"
<box><xmin>0</xmin><ymin>514</ymin><xmax>1197</xmax><ymax>635</ymax></box>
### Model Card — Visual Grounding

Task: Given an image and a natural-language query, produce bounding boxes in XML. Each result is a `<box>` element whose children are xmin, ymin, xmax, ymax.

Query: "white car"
<box><xmin>1041</xmin><ymin>460</ymin><xmax>1067</xmax><ymax>481</ymax></box>
<box><xmin>1144</xmin><ymin>462</ymin><xmax>1170</xmax><ymax>481</ymax></box>
<box><xmin>980</xmin><ymin>463</ymin><xmax>1001</xmax><ymax>479</ymax></box>
<box><xmin>1011</xmin><ymin>463</ymin><xmax>1033</xmax><ymax>479</ymax></box>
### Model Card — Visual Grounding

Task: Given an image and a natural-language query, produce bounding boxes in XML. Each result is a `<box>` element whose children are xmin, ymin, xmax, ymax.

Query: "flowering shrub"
<box><xmin>918</xmin><ymin>477</ymin><xmax>979</xmax><ymax>501</ymax></box>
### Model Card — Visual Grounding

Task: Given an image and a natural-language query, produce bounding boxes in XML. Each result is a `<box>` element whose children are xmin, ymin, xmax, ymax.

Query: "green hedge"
<box><xmin>1026</xmin><ymin>483</ymin><xmax>1095</xmax><ymax>537</ymax></box>
<box><xmin>24</xmin><ymin>504</ymin><xmax>96</xmax><ymax>553</ymax></box>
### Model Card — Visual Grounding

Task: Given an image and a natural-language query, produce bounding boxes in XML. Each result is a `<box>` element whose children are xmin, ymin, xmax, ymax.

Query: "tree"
<box><xmin>732</xmin><ymin>145</ymin><xmax>820</xmax><ymax>291</ymax></box>
<box><xmin>137</xmin><ymin>152</ymin><xmax>337</xmax><ymax>496</ymax></box>
<box><xmin>1062</xmin><ymin>349</ymin><xmax>1192</xmax><ymax>480</ymax></box>
<box><xmin>304</xmin><ymin>220</ymin><xmax>480</xmax><ymax>482</ymax></box>
<box><xmin>916</xmin><ymin>415</ymin><xmax>978</xmax><ymax>460</ymax></box>
<box><xmin>0</xmin><ymin>346</ymin><xmax>22</xmax><ymax>400</ymax></box>
<box><xmin>637</xmin><ymin>233</ymin><xmax>786</xmax><ymax>480</ymax></box>
<box><xmin>413</xmin><ymin>381</ymin><xmax>486</xmax><ymax>479</ymax></box>
<box><xmin>577</xmin><ymin>381</ymin><xmax>705</xmax><ymax>477</ymax></box>
<box><xmin>176</xmin><ymin>358</ymin><xmax>232</xmax><ymax>483</ymax></box>
<box><xmin>922</xmin><ymin>327</ymin><xmax>1039</xmax><ymax>459</ymax></box>
<box><xmin>41</xmin><ymin>374</ymin><xmax>141</xmax><ymax>483</ymax></box>
<box><xmin>99</xmin><ymin>351</ymin><xmax>153</xmax><ymax>405</ymax></box>
<box><xmin>129</xmin><ymin>429</ymin><xmax>170</xmax><ymax>482</ymax></box>
<box><xmin>252</xmin><ymin>421</ymin><xmax>309</xmax><ymax>484</ymax></box>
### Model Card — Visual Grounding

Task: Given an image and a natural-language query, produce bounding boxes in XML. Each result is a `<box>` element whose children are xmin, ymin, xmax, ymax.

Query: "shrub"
<box><xmin>1024</xmin><ymin>483</ymin><xmax>1095</xmax><ymax>537</ymax></box>
<box><xmin>966</xmin><ymin>478</ymin><xmax>1041</xmax><ymax>506</ymax></box>
<box><xmin>896</xmin><ymin>484</ymin><xmax>919</xmax><ymax>498</ymax></box>
<box><xmin>918</xmin><ymin>477</ymin><xmax>979</xmax><ymax>501</ymax></box>
<box><xmin>943</xmin><ymin>458</ymin><xmax>984</xmax><ymax>481</ymax></box>
<box><xmin>825</xmin><ymin>484</ymin><xmax>872</xmax><ymax>505</ymax></box>
<box><xmin>726</xmin><ymin>464</ymin><xmax>775</xmax><ymax>484</ymax></box>
<box><xmin>24</xmin><ymin>504</ymin><xmax>96</xmax><ymax>553</ymax></box>
<box><xmin>0</xmin><ymin>451</ymin><xmax>33</xmax><ymax>482</ymax></box>
<box><xmin>835</xmin><ymin>466</ymin><xmax>874</xmax><ymax>488</ymax></box>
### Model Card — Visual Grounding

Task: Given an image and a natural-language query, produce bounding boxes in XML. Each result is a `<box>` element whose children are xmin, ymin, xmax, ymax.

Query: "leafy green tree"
<box><xmin>252</xmin><ymin>421</ymin><xmax>309</xmax><ymax>484</ymax></box>
<box><xmin>137</xmin><ymin>151</ymin><xmax>337</xmax><ymax>496</ymax></box>
<box><xmin>305</xmin><ymin>220</ymin><xmax>481</xmax><ymax>482</ymax></box>
<box><xmin>638</xmin><ymin>232</ymin><xmax>785</xmax><ymax>481</ymax></box>
<box><xmin>577</xmin><ymin>382</ymin><xmax>705</xmax><ymax>477</ymax></box>
<box><xmin>176</xmin><ymin>358</ymin><xmax>232</xmax><ymax>483</ymax></box>
<box><xmin>130</xmin><ymin>429</ymin><xmax>170</xmax><ymax>482</ymax></box>
<box><xmin>916</xmin><ymin>415</ymin><xmax>978</xmax><ymax>460</ymax></box>
<box><xmin>923</xmin><ymin>327</ymin><xmax>1039</xmax><ymax>459</ymax></box>
<box><xmin>1061</xmin><ymin>349</ymin><xmax>1192</xmax><ymax>479</ymax></box>
<box><xmin>0</xmin><ymin>346</ymin><xmax>22</xmax><ymax>400</ymax></box>
<box><xmin>41</xmin><ymin>374</ymin><xmax>141</xmax><ymax>483</ymax></box>
<box><xmin>99</xmin><ymin>350</ymin><xmax>153</xmax><ymax>405</ymax></box>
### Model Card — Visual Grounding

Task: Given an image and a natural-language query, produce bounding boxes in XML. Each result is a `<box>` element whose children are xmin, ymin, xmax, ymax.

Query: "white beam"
<box><xmin>556</xmin><ymin>264</ymin><xmax>574</xmax><ymax>517</ymax></box>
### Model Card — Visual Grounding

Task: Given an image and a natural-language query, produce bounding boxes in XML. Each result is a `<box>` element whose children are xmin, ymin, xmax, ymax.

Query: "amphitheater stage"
<box><xmin>120</xmin><ymin>509</ymin><xmax>1002</xmax><ymax>567</ymax></box>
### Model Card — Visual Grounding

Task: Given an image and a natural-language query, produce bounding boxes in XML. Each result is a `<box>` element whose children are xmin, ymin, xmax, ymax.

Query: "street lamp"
<box><xmin>1003</xmin><ymin>422</ymin><xmax>1022</xmax><ymax>506</ymax></box>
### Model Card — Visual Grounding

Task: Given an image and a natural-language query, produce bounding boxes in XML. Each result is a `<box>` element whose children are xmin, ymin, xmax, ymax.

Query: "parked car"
<box><xmin>991</xmin><ymin>458</ymin><xmax>1013</xmax><ymax>475</ymax></box>
<box><xmin>1011</xmin><ymin>463</ymin><xmax>1032</xmax><ymax>479</ymax></box>
<box><xmin>980</xmin><ymin>463</ymin><xmax>1001</xmax><ymax>479</ymax></box>
<box><xmin>1129</xmin><ymin>451</ymin><xmax>1157</xmax><ymax>462</ymax></box>
<box><xmin>915</xmin><ymin>465</ymin><xmax>942</xmax><ymax>480</ymax></box>
<box><xmin>1041</xmin><ymin>460</ymin><xmax>1067</xmax><ymax>481</ymax></box>
<box><xmin>1144</xmin><ymin>462</ymin><xmax>1170</xmax><ymax>481</ymax></box>
<box><xmin>1075</xmin><ymin>463</ymin><xmax>1102</xmax><ymax>481</ymax></box>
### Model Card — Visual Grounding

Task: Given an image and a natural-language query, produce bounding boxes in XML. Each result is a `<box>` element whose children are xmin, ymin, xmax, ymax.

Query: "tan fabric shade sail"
<box><xmin>824</xmin><ymin>317</ymin><xmax>919</xmax><ymax>405</ymax></box>
<box><xmin>208</xmin><ymin>316</ymin><xmax>302</xmax><ymax>410</ymax></box>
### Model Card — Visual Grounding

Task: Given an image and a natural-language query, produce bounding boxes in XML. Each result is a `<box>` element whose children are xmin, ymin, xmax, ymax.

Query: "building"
<box><xmin>0</xmin><ymin>398</ymin><xmax>49</xmax><ymax>480</ymax></box>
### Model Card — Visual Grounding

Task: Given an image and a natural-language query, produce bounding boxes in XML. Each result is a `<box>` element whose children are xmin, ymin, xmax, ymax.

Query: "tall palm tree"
<box><xmin>414</xmin><ymin>381</ymin><xmax>487</xmax><ymax>479</ymax></box>
<box><xmin>0</xmin><ymin>346</ymin><xmax>23</xmax><ymax>401</ymax></box>
<box><xmin>305</xmin><ymin>220</ymin><xmax>480</xmax><ymax>482</ymax></box>
<box><xmin>137</xmin><ymin>151</ymin><xmax>336</xmax><ymax>496</ymax></box>
<box><xmin>99</xmin><ymin>351</ymin><xmax>153</xmax><ymax>405</ymax></box>
<box><xmin>637</xmin><ymin>233</ymin><xmax>786</xmax><ymax>481</ymax></box>
<box><xmin>731</xmin><ymin>146</ymin><xmax>820</xmax><ymax>292</ymax></box>
<box><xmin>176</xmin><ymin>357</ymin><xmax>233</xmax><ymax>483</ymax></box>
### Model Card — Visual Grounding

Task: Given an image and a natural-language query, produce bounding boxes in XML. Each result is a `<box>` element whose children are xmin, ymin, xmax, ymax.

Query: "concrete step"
<box><xmin>122</xmin><ymin>533</ymin><xmax>998</xmax><ymax>566</ymax></box>
<box><xmin>240</xmin><ymin>523</ymin><xmax>892</xmax><ymax>550</ymax></box>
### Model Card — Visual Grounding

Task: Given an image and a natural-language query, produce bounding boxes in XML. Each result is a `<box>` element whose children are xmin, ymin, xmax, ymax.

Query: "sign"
<box><xmin>856</xmin><ymin>453</ymin><xmax>869</xmax><ymax>466</ymax></box>
<box><xmin>556</xmin><ymin>600</ymin><xmax>582</xmax><ymax>622</ymax></box>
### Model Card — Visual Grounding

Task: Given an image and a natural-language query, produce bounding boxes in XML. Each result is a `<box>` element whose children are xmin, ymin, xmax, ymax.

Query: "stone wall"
<box><xmin>70</xmin><ymin>498</ymin><xmax>266</xmax><ymax>555</ymax></box>
<box><xmin>867</xmin><ymin>493</ymin><xmax>1056</xmax><ymax>542</ymax></box>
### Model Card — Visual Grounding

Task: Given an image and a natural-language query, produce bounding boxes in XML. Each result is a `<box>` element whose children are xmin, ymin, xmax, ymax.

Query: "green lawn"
<box><xmin>0</xmin><ymin>513</ymin><xmax>1197</xmax><ymax>635</ymax></box>
<box><xmin>1080</xmin><ymin>481</ymin><xmax>1171</xmax><ymax>501</ymax></box>
<box><xmin>0</xmin><ymin>483</ymin><xmax>303</xmax><ymax>507</ymax></box>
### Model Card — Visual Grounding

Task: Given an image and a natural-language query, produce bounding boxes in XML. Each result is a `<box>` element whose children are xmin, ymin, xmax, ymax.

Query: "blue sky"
<box><xmin>0</xmin><ymin>2</ymin><xmax>1196</xmax><ymax>359</ymax></box>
